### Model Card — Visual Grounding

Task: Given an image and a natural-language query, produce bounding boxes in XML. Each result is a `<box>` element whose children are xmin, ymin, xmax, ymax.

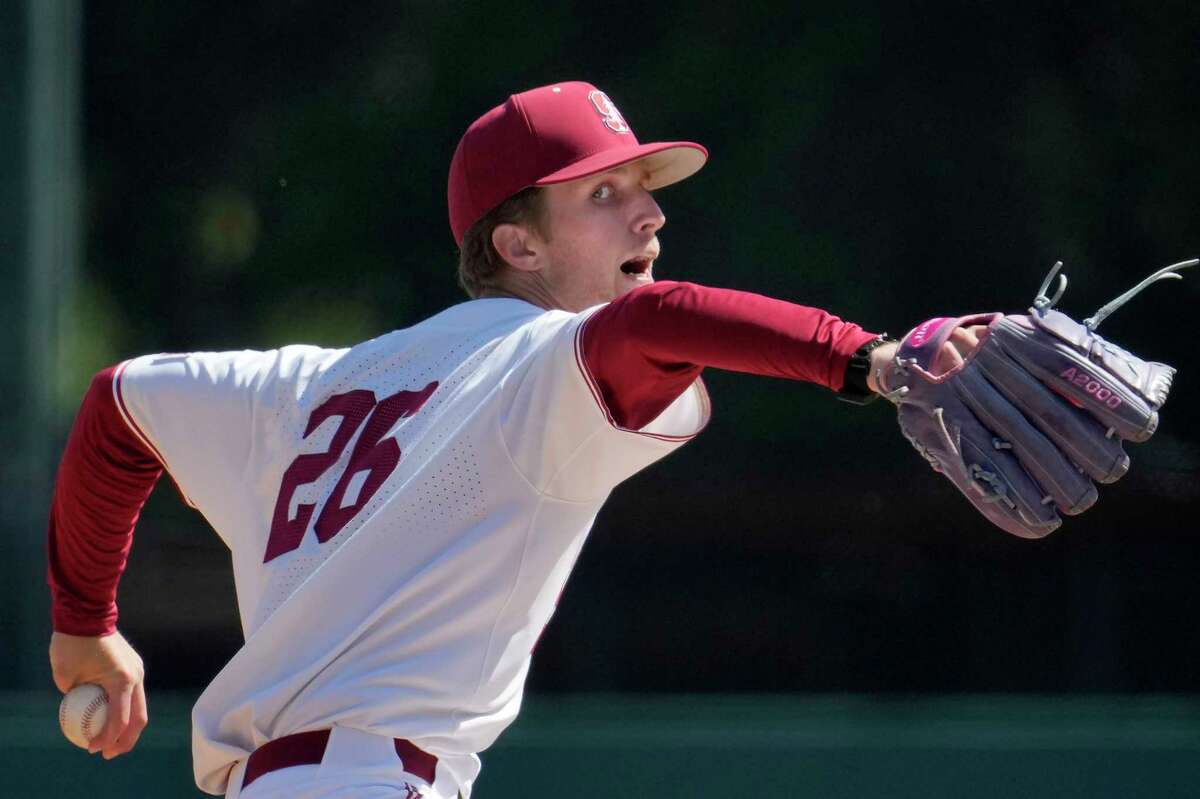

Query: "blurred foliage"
<box><xmin>56</xmin><ymin>277</ymin><xmax>127</xmax><ymax>411</ymax></box>
<box><xmin>76</xmin><ymin>0</ymin><xmax>1200</xmax><ymax>692</ymax></box>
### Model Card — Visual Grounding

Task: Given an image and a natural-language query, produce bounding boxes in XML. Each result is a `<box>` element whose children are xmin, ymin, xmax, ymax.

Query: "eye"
<box><xmin>591</xmin><ymin>183</ymin><xmax>614</xmax><ymax>200</ymax></box>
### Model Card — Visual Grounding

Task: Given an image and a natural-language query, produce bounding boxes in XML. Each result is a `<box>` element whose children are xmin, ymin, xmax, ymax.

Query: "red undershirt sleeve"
<box><xmin>580</xmin><ymin>281</ymin><xmax>880</xmax><ymax>430</ymax></box>
<box><xmin>47</xmin><ymin>365</ymin><xmax>163</xmax><ymax>636</ymax></box>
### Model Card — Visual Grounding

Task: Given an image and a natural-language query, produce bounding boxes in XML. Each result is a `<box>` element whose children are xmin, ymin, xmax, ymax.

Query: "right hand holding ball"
<box><xmin>59</xmin><ymin>684</ymin><xmax>109</xmax><ymax>749</ymax></box>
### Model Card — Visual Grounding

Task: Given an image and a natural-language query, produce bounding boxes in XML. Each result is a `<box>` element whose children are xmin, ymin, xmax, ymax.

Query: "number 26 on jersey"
<box><xmin>263</xmin><ymin>381</ymin><xmax>438</xmax><ymax>562</ymax></box>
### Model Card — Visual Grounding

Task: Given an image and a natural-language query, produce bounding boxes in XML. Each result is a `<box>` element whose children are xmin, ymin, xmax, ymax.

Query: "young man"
<box><xmin>48</xmin><ymin>81</ymin><xmax>980</xmax><ymax>797</ymax></box>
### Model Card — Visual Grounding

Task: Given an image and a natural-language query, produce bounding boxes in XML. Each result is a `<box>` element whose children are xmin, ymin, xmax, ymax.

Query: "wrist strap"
<box><xmin>837</xmin><ymin>335</ymin><xmax>895</xmax><ymax>406</ymax></box>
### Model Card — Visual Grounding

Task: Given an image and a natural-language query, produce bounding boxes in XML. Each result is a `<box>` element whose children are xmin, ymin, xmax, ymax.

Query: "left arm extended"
<box><xmin>581</xmin><ymin>280</ymin><xmax>882</xmax><ymax>429</ymax></box>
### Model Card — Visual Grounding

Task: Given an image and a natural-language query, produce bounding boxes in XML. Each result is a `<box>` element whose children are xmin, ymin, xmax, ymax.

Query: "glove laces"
<box><xmin>1032</xmin><ymin>258</ymin><xmax>1198</xmax><ymax>330</ymax></box>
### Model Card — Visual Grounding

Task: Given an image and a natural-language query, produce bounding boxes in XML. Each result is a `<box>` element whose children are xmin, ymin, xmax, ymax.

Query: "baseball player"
<box><xmin>47</xmin><ymin>81</ymin><xmax>1178</xmax><ymax>797</ymax></box>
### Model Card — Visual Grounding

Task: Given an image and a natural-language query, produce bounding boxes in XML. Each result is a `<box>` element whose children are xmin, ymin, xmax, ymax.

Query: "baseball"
<box><xmin>59</xmin><ymin>684</ymin><xmax>109</xmax><ymax>749</ymax></box>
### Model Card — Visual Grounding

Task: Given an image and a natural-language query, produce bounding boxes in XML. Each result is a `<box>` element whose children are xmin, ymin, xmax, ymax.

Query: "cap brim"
<box><xmin>533</xmin><ymin>141</ymin><xmax>708</xmax><ymax>191</ymax></box>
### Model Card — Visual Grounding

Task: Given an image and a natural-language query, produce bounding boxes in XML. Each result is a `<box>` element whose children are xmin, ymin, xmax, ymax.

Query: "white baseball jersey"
<box><xmin>112</xmin><ymin>297</ymin><xmax>709</xmax><ymax>796</ymax></box>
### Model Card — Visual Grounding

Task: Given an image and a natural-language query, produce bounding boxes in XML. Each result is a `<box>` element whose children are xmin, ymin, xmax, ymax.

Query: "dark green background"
<box><xmin>3</xmin><ymin>1</ymin><xmax>1199</xmax><ymax>796</ymax></box>
<box><xmin>5</xmin><ymin>692</ymin><xmax>1200</xmax><ymax>798</ymax></box>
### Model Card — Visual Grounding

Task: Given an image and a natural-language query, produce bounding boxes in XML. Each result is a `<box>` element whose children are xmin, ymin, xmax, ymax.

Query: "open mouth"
<box><xmin>620</xmin><ymin>257</ymin><xmax>653</xmax><ymax>276</ymax></box>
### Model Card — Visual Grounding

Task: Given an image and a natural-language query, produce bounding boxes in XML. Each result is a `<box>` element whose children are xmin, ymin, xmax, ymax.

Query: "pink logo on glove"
<box><xmin>909</xmin><ymin>318</ymin><xmax>950</xmax><ymax>348</ymax></box>
<box><xmin>1060</xmin><ymin>367</ymin><xmax>1122</xmax><ymax>409</ymax></box>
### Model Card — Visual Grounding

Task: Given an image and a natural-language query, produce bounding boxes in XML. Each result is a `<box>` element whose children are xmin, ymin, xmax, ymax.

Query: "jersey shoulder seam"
<box><xmin>112</xmin><ymin>357</ymin><xmax>200</xmax><ymax>509</ymax></box>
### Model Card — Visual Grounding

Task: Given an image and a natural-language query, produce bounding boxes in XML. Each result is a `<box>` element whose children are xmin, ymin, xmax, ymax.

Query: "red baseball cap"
<box><xmin>448</xmin><ymin>81</ymin><xmax>708</xmax><ymax>245</ymax></box>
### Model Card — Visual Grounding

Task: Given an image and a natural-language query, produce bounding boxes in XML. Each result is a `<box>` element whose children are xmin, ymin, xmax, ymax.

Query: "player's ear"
<box><xmin>491</xmin><ymin>223</ymin><xmax>542</xmax><ymax>273</ymax></box>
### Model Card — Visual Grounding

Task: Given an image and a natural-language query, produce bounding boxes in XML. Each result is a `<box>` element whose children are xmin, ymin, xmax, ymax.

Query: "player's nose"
<box><xmin>632</xmin><ymin>189</ymin><xmax>665</xmax><ymax>236</ymax></box>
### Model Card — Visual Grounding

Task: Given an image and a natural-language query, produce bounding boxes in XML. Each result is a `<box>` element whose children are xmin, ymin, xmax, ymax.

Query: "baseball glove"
<box><xmin>879</xmin><ymin>258</ymin><xmax>1196</xmax><ymax>538</ymax></box>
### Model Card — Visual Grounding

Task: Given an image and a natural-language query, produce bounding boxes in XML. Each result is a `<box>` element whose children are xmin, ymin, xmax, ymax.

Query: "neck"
<box><xmin>478</xmin><ymin>271</ymin><xmax>564</xmax><ymax>311</ymax></box>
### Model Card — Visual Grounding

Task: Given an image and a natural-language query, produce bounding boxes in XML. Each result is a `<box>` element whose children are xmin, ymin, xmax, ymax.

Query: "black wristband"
<box><xmin>837</xmin><ymin>335</ymin><xmax>896</xmax><ymax>406</ymax></box>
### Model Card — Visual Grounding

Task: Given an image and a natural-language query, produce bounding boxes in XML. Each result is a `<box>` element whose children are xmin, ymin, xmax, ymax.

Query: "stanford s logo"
<box><xmin>589</xmin><ymin>90</ymin><xmax>631</xmax><ymax>134</ymax></box>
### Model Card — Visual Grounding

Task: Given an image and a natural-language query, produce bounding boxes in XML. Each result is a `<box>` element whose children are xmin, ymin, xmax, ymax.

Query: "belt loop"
<box><xmin>393</xmin><ymin>738</ymin><xmax>438</xmax><ymax>784</ymax></box>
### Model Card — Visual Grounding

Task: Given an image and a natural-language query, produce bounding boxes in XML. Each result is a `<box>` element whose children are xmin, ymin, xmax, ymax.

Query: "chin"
<box><xmin>615</xmin><ymin>275</ymin><xmax>654</xmax><ymax>299</ymax></box>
